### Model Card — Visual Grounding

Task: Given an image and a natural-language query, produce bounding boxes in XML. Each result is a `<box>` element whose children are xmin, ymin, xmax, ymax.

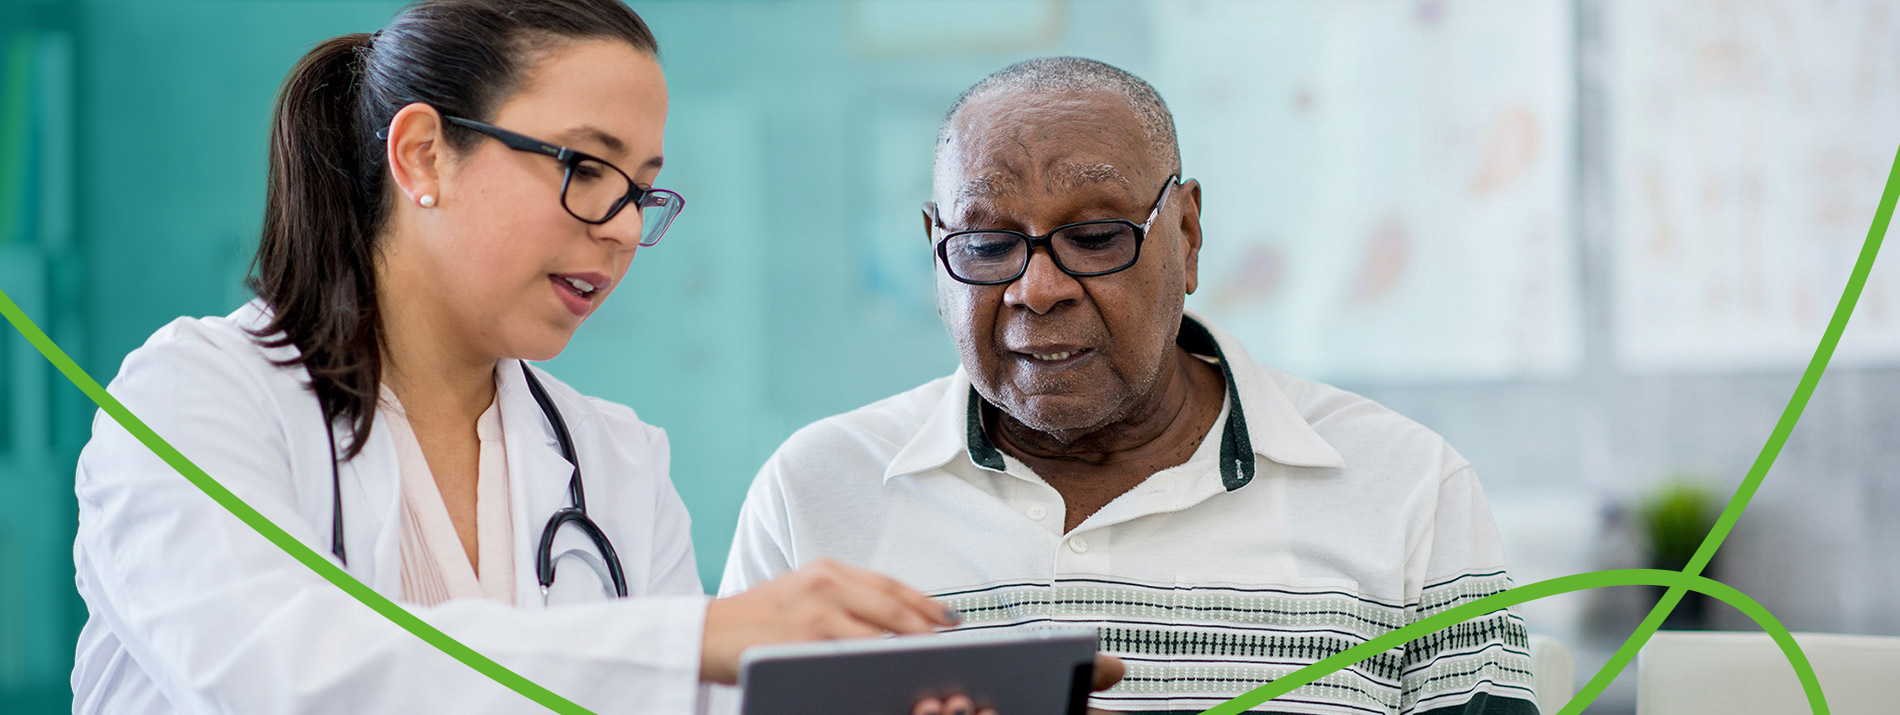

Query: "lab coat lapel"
<box><xmin>336</xmin><ymin>422</ymin><xmax>405</xmax><ymax>595</ymax></box>
<box><xmin>249</xmin><ymin>301</ymin><xmax>404</xmax><ymax>596</ymax></box>
<box><xmin>497</xmin><ymin>360</ymin><xmax>584</xmax><ymax>607</ymax></box>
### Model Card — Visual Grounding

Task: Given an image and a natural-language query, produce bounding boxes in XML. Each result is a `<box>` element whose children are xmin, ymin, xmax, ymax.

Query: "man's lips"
<box><xmin>1012</xmin><ymin>346</ymin><xmax>1094</xmax><ymax>363</ymax></box>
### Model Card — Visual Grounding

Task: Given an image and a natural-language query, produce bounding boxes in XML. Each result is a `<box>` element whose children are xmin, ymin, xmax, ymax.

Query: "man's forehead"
<box><xmin>935</xmin><ymin>89</ymin><xmax>1160</xmax><ymax>209</ymax></box>
<box><xmin>952</xmin><ymin>162</ymin><xmax>1133</xmax><ymax>202</ymax></box>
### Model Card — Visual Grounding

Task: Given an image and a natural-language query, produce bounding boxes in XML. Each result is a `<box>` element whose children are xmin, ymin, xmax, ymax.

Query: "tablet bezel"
<box><xmin>737</xmin><ymin>627</ymin><xmax>1100</xmax><ymax>715</ymax></box>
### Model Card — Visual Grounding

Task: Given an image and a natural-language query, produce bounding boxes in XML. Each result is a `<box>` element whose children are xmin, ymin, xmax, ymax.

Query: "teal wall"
<box><xmin>77</xmin><ymin>0</ymin><xmax>1152</xmax><ymax>594</ymax></box>
<box><xmin>0</xmin><ymin>1</ymin><xmax>1152</xmax><ymax>706</ymax></box>
<box><xmin>10</xmin><ymin>3</ymin><xmax>1900</xmax><ymax>714</ymax></box>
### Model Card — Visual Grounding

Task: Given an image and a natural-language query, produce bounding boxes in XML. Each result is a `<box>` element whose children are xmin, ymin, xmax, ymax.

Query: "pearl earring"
<box><xmin>419</xmin><ymin>194</ymin><xmax>436</xmax><ymax>208</ymax></box>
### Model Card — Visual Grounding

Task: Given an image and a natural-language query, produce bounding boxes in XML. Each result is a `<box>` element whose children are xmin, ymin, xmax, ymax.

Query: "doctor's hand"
<box><xmin>699</xmin><ymin>559</ymin><xmax>960</xmax><ymax>684</ymax></box>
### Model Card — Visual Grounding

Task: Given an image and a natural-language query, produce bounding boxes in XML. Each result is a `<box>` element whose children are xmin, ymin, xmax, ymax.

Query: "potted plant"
<box><xmin>1637</xmin><ymin>478</ymin><xmax>1722</xmax><ymax>629</ymax></box>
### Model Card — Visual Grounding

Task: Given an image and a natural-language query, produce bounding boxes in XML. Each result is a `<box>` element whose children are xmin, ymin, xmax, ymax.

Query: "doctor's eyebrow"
<box><xmin>555</xmin><ymin>125</ymin><xmax>664</xmax><ymax>171</ymax></box>
<box><xmin>556</xmin><ymin>125</ymin><xmax>624</xmax><ymax>154</ymax></box>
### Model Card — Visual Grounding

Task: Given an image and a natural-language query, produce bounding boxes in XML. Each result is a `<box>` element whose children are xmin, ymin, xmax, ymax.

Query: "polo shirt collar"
<box><xmin>882</xmin><ymin>311</ymin><xmax>1345</xmax><ymax>487</ymax></box>
<box><xmin>1187</xmin><ymin>311</ymin><xmax>1347</xmax><ymax>474</ymax></box>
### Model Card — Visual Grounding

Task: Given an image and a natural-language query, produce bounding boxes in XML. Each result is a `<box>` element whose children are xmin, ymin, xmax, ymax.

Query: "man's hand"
<box><xmin>1081</xmin><ymin>653</ymin><xmax>1128</xmax><ymax>714</ymax></box>
<box><xmin>910</xmin><ymin>694</ymin><xmax>996</xmax><ymax>715</ymax></box>
<box><xmin>699</xmin><ymin>559</ymin><xmax>959</xmax><ymax>684</ymax></box>
<box><xmin>909</xmin><ymin>653</ymin><xmax>1127</xmax><ymax>715</ymax></box>
<box><xmin>1090</xmin><ymin>653</ymin><xmax>1125</xmax><ymax>691</ymax></box>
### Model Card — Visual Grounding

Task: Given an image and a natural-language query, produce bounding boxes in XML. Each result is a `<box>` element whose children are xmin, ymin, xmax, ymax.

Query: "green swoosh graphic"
<box><xmin>1207</xmin><ymin>140</ymin><xmax>1897</xmax><ymax>714</ymax></box>
<box><xmin>0</xmin><ymin>290</ymin><xmax>595</xmax><ymax>713</ymax></box>
<box><xmin>1547</xmin><ymin>140</ymin><xmax>1896</xmax><ymax>714</ymax></box>
<box><xmin>1198</xmin><ymin>569</ymin><xmax>1826</xmax><ymax>715</ymax></box>
<box><xmin>3</xmin><ymin>139</ymin><xmax>1892</xmax><ymax>713</ymax></box>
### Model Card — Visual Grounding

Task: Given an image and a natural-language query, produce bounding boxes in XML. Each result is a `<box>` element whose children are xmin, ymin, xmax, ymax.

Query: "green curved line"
<box><xmin>0</xmin><ymin>296</ymin><xmax>1832</xmax><ymax>715</ymax></box>
<box><xmin>4</xmin><ymin>140</ymin><xmax>1890</xmax><ymax>715</ymax></box>
<box><xmin>1198</xmin><ymin>141</ymin><xmax>1900</xmax><ymax>715</ymax></box>
<box><xmin>0</xmin><ymin>290</ymin><xmax>599</xmax><ymax>715</ymax></box>
<box><xmin>1551</xmin><ymin>143</ymin><xmax>1898</xmax><ymax>715</ymax></box>
<box><xmin>1197</xmin><ymin>569</ymin><xmax>1825</xmax><ymax>715</ymax></box>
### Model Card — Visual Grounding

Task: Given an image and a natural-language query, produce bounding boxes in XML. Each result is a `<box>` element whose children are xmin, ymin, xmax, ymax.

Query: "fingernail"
<box><xmin>950</xmin><ymin>707</ymin><xmax>970</xmax><ymax>715</ymax></box>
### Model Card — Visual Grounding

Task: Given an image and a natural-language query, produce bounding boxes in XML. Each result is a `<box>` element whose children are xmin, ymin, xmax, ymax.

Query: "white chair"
<box><xmin>1637</xmin><ymin>631</ymin><xmax>1900</xmax><ymax>714</ymax></box>
<box><xmin>1529</xmin><ymin>634</ymin><xmax>1576</xmax><ymax>714</ymax></box>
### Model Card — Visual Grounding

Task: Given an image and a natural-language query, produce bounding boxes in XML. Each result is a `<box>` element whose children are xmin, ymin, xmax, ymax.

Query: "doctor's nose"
<box><xmin>592</xmin><ymin>206</ymin><xmax>646</xmax><ymax>252</ymax></box>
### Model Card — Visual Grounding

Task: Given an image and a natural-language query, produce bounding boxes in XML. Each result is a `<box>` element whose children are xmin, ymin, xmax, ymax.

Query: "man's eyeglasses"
<box><xmin>925</xmin><ymin>175</ymin><xmax>1179</xmax><ymax>285</ymax></box>
<box><xmin>388</xmin><ymin>116</ymin><xmax>684</xmax><ymax>247</ymax></box>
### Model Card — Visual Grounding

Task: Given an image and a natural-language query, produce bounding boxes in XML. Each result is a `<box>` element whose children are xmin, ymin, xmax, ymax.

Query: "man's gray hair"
<box><xmin>936</xmin><ymin>56</ymin><xmax>1182</xmax><ymax>176</ymax></box>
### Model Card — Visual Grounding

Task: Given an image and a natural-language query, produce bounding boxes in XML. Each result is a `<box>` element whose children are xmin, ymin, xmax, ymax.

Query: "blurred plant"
<box><xmin>1638</xmin><ymin>478</ymin><xmax>1721</xmax><ymax>572</ymax></box>
<box><xmin>1636</xmin><ymin>477</ymin><xmax>1724</xmax><ymax>629</ymax></box>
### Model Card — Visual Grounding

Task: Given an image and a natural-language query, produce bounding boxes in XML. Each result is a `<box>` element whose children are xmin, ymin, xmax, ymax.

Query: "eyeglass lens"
<box><xmin>560</xmin><ymin>158</ymin><xmax>683</xmax><ymax>247</ymax></box>
<box><xmin>941</xmin><ymin>221</ymin><xmax>1140</xmax><ymax>283</ymax></box>
<box><xmin>635</xmin><ymin>191</ymin><xmax>682</xmax><ymax>247</ymax></box>
<box><xmin>562</xmin><ymin>157</ymin><xmax>633</xmax><ymax>223</ymax></box>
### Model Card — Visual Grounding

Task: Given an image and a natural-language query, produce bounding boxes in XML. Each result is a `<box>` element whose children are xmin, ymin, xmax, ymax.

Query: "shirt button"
<box><xmin>1026</xmin><ymin>505</ymin><xmax>1047</xmax><ymax>520</ymax></box>
<box><xmin>1068</xmin><ymin>536</ymin><xmax>1089</xmax><ymax>553</ymax></box>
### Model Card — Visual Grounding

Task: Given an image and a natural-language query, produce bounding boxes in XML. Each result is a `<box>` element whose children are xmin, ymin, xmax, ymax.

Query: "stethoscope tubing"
<box><xmin>323</xmin><ymin>360</ymin><xmax>631</xmax><ymax>599</ymax></box>
<box><xmin>518</xmin><ymin>361</ymin><xmax>630</xmax><ymax>598</ymax></box>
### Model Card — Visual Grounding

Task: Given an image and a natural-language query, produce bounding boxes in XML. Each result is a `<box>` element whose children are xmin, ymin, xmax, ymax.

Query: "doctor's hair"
<box><xmin>248</xmin><ymin>0</ymin><xmax>659</xmax><ymax>459</ymax></box>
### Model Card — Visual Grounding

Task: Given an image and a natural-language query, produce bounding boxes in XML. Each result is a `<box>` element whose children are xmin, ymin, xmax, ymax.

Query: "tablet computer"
<box><xmin>736</xmin><ymin>627</ymin><xmax>1099</xmax><ymax>715</ymax></box>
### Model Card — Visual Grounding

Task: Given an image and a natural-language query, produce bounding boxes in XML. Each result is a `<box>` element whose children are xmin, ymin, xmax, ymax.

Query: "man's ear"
<box><xmin>385</xmin><ymin>102</ymin><xmax>447</xmax><ymax>208</ymax></box>
<box><xmin>1178</xmin><ymin>178</ymin><xmax>1204</xmax><ymax>295</ymax></box>
<box><xmin>921</xmin><ymin>203</ymin><xmax>938</xmax><ymax>245</ymax></box>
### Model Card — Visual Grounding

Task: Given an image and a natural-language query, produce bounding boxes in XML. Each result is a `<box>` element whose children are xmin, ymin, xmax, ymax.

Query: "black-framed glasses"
<box><xmin>440</xmin><ymin>116</ymin><xmax>683</xmax><ymax>247</ymax></box>
<box><xmin>926</xmin><ymin>175</ymin><xmax>1179</xmax><ymax>285</ymax></box>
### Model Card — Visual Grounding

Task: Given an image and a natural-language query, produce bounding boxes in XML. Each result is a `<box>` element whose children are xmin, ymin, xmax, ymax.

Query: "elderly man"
<box><xmin>720</xmin><ymin>57</ymin><xmax>1538</xmax><ymax>714</ymax></box>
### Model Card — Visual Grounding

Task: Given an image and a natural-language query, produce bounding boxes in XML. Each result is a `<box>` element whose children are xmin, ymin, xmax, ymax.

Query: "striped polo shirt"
<box><xmin>717</xmin><ymin>313</ymin><xmax>1537</xmax><ymax>714</ymax></box>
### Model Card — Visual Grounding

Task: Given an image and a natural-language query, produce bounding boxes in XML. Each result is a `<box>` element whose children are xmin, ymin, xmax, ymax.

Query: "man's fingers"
<box><xmin>1091</xmin><ymin>654</ymin><xmax>1126</xmax><ymax>691</ymax></box>
<box><xmin>941</xmin><ymin>694</ymin><xmax>976</xmax><ymax>715</ymax></box>
<box><xmin>915</xmin><ymin>695</ymin><xmax>985</xmax><ymax>715</ymax></box>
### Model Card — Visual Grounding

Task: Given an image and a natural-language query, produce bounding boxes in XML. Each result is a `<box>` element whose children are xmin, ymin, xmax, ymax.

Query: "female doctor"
<box><xmin>68</xmin><ymin>1</ymin><xmax>983</xmax><ymax>713</ymax></box>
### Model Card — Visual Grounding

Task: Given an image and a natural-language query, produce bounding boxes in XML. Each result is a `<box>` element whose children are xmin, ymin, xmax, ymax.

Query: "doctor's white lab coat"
<box><xmin>70</xmin><ymin>301</ymin><xmax>709</xmax><ymax>714</ymax></box>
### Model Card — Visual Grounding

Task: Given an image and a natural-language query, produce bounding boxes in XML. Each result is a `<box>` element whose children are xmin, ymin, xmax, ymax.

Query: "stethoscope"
<box><xmin>325</xmin><ymin>361</ymin><xmax>630</xmax><ymax>602</ymax></box>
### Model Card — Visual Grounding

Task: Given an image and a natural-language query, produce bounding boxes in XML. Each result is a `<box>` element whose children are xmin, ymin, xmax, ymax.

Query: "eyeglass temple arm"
<box><xmin>444</xmin><ymin>116</ymin><xmax>574</xmax><ymax>161</ymax></box>
<box><xmin>1142</xmin><ymin>176</ymin><xmax>1181</xmax><ymax>230</ymax></box>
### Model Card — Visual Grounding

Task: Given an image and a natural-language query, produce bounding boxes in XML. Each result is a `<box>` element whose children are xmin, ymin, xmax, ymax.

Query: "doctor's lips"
<box><xmin>550</xmin><ymin>272</ymin><xmax>610</xmax><ymax>317</ymax></box>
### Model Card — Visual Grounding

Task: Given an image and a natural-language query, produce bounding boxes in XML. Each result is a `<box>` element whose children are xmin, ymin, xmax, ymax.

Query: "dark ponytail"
<box><xmin>248</xmin><ymin>0</ymin><xmax>659</xmax><ymax>459</ymax></box>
